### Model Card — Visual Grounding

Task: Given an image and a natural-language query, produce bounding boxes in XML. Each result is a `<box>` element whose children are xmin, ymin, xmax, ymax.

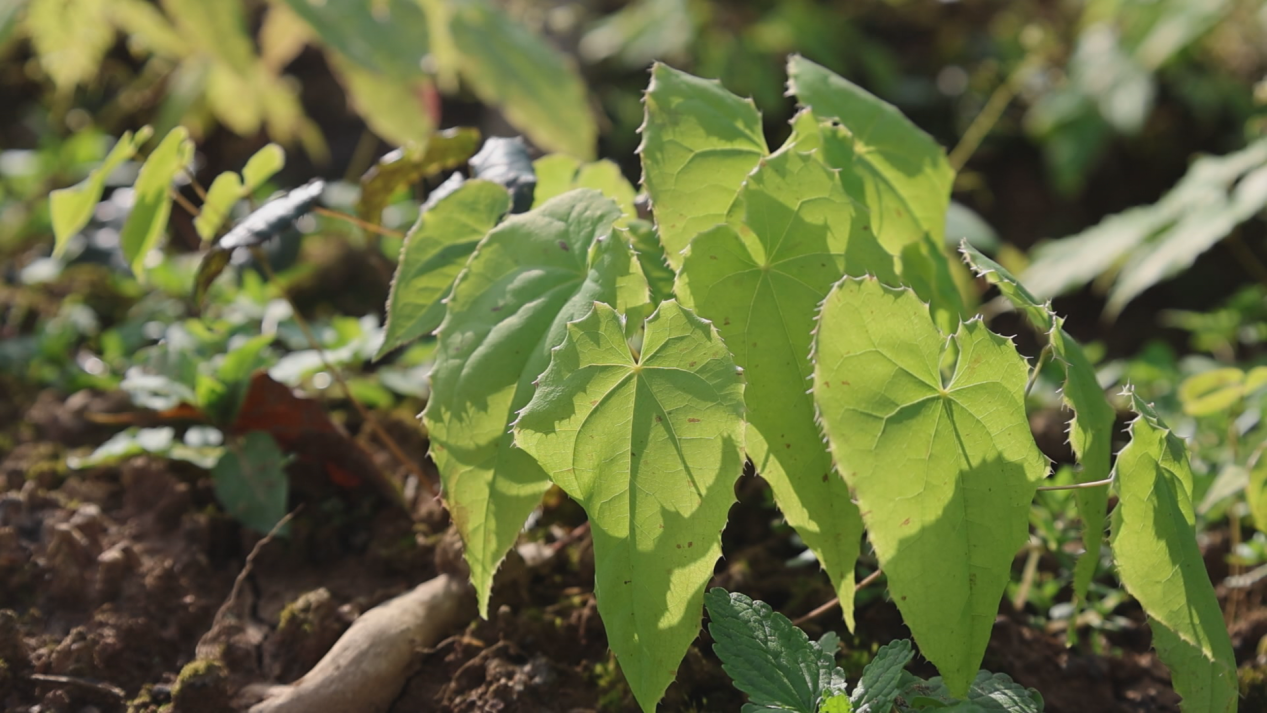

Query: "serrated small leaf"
<box><xmin>627</xmin><ymin>219</ymin><xmax>676</xmax><ymax>304</ymax></box>
<box><xmin>639</xmin><ymin>62</ymin><xmax>768</xmax><ymax>270</ymax></box>
<box><xmin>446</xmin><ymin>0</ymin><xmax>596</xmax><ymax>159</ymax></box>
<box><xmin>120</xmin><ymin>127</ymin><xmax>193</xmax><ymax>276</ymax></box>
<box><xmin>1111</xmin><ymin>392</ymin><xmax>1237</xmax><ymax>712</ymax></box>
<box><xmin>213</xmin><ymin>430</ymin><xmax>292</xmax><ymax>535</ymax></box>
<box><xmin>813</xmin><ymin>278</ymin><xmax>1048</xmax><ymax>696</ymax></box>
<box><xmin>357</xmin><ymin>128</ymin><xmax>481</xmax><ymax>224</ymax></box>
<box><xmin>897</xmin><ymin>671</ymin><xmax>1043</xmax><ymax>712</ymax></box>
<box><xmin>423</xmin><ymin>189</ymin><xmax>643</xmax><ymax>617</ymax></box>
<box><xmin>514</xmin><ymin>304</ymin><xmax>743</xmax><ymax>712</ymax></box>
<box><xmin>50</xmin><ymin>127</ymin><xmax>154</xmax><ymax>255</ymax></box>
<box><xmin>702</xmin><ymin>588</ymin><xmax>844</xmax><ymax>713</ymax></box>
<box><xmin>679</xmin><ymin>148</ymin><xmax>892</xmax><ymax>629</ymax></box>
<box><xmin>377</xmin><ymin>179</ymin><xmax>510</xmax><ymax>359</ymax></box>
<box><xmin>851</xmin><ymin>639</ymin><xmax>915</xmax><ymax>713</ymax></box>
<box><xmin>959</xmin><ymin>241</ymin><xmax>1113</xmax><ymax>608</ymax></box>
<box><xmin>821</xmin><ymin>694</ymin><xmax>854</xmax><ymax>713</ymax></box>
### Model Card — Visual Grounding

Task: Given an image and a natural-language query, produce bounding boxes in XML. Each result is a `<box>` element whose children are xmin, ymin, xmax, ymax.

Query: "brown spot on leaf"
<box><xmin>558</xmin><ymin>240</ymin><xmax>570</xmax><ymax>251</ymax></box>
<box><xmin>688</xmin><ymin>418</ymin><xmax>700</xmax><ymax>423</ymax></box>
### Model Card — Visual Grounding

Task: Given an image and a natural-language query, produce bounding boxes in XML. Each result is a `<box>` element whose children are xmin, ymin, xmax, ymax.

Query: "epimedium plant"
<box><xmin>380</xmin><ymin>56</ymin><xmax>1237</xmax><ymax>711</ymax></box>
<box><xmin>43</xmin><ymin>56</ymin><xmax>1238</xmax><ymax>710</ymax></box>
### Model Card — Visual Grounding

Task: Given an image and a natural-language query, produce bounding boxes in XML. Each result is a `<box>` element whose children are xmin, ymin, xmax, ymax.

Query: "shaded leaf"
<box><xmin>812</xmin><ymin>278</ymin><xmax>1048</xmax><ymax>696</ymax></box>
<box><xmin>639</xmin><ymin>62</ymin><xmax>768</xmax><ymax>270</ymax></box>
<box><xmin>50</xmin><ymin>127</ymin><xmax>154</xmax><ymax>256</ymax></box>
<box><xmin>213</xmin><ymin>431</ymin><xmax>291</xmax><ymax>534</ymax></box>
<box><xmin>68</xmin><ymin>426</ymin><xmax>223</xmax><ymax>471</ymax></box>
<box><xmin>445</xmin><ymin>0</ymin><xmax>596</xmax><ymax>158</ymax></box>
<box><xmin>356</xmin><ymin>128</ymin><xmax>481</xmax><ymax>224</ymax></box>
<box><xmin>851</xmin><ymin>639</ymin><xmax>915</xmax><ymax>713</ymax></box>
<box><xmin>1249</xmin><ymin>450</ymin><xmax>1267</xmax><ymax>534</ymax></box>
<box><xmin>678</xmin><ymin>148</ymin><xmax>892</xmax><ymax>629</ymax></box>
<box><xmin>627</xmin><ymin>219</ymin><xmax>676</xmax><ymax>304</ymax></box>
<box><xmin>1111</xmin><ymin>392</ymin><xmax>1237</xmax><ymax>712</ymax></box>
<box><xmin>281</xmin><ymin>0</ymin><xmax>430</xmax><ymax>79</ymax></box>
<box><xmin>704</xmin><ymin>588</ymin><xmax>847</xmax><ymax>713</ymax></box>
<box><xmin>119</xmin><ymin>127</ymin><xmax>194</xmax><ymax>276</ymax></box>
<box><xmin>422</xmin><ymin>189</ymin><xmax>641</xmax><ymax>616</ymax></box>
<box><xmin>377</xmin><ymin>179</ymin><xmax>510</xmax><ymax>359</ymax></box>
<box><xmin>896</xmin><ymin>670</ymin><xmax>1043</xmax><ymax>712</ymax></box>
<box><xmin>512</xmin><ymin>301</ymin><xmax>743</xmax><ymax>711</ymax></box>
<box><xmin>330</xmin><ymin>54</ymin><xmax>437</xmax><ymax>147</ymax></box>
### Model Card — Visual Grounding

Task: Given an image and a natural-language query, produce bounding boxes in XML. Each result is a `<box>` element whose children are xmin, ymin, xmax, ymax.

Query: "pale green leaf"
<box><xmin>378</xmin><ymin>179</ymin><xmax>510</xmax><ymax>359</ymax></box>
<box><xmin>330</xmin><ymin>54</ymin><xmax>434</xmax><ymax>147</ymax></box>
<box><xmin>108</xmin><ymin>0</ymin><xmax>187</xmax><ymax>59</ymax></box>
<box><xmin>1022</xmin><ymin>139</ymin><xmax>1267</xmax><ymax>317</ymax></box>
<box><xmin>850</xmin><ymin>639</ymin><xmax>914</xmax><ymax>713</ymax></box>
<box><xmin>50</xmin><ymin>127</ymin><xmax>154</xmax><ymax>256</ymax></box>
<box><xmin>959</xmin><ymin>242</ymin><xmax>1113</xmax><ymax>607</ymax></box>
<box><xmin>703</xmin><ymin>588</ymin><xmax>846</xmax><ymax>713</ymax></box>
<box><xmin>1111</xmin><ymin>392</ymin><xmax>1237</xmax><ymax>712</ymax></box>
<box><xmin>627</xmin><ymin>219</ymin><xmax>676</xmax><ymax>305</ymax></box>
<box><xmin>786</xmin><ymin>56</ymin><xmax>965</xmax><ymax>329</ymax></box>
<box><xmin>678</xmin><ymin>148</ymin><xmax>895</xmax><ymax>629</ymax></box>
<box><xmin>241</xmin><ymin>143</ymin><xmax>286</xmax><ymax>191</ymax></box>
<box><xmin>27</xmin><ymin>0</ymin><xmax>114</xmax><ymax>90</ymax></box>
<box><xmin>1249</xmin><ymin>451</ymin><xmax>1267</xmax><ymax>534</ymax></box>
<box><xmin>532</xmin><ymin>155</ymin><xmax>637</xmax><ymax>227</ymax></box>
<box><xmin>812</xmin><ymin>278</ymin><xmax>1048</xmax><ymax>696</ymax></box>
<box><xmin>639</xmin><ymin>62</ymin><xmax>768</xmax><ymax>270</ymax></box>
<box><xmin>1179</xmin><ymin>367</ymin><xmax>1247</xmax><ymax>417</ymax></box>
<box><xmin>120</xmin><ymin>127</ymin><xmax>192</xmax><ymax>276</ymax></box>
<box><xmin>423</xmin><ymin>189</ymin><xmax>643</xmax><ymax>616</ymax></box>
<box><xmin>446</xmin><ymin>0</ymin><xmax>595</xmax><ymax>159</ymax></box>
<box><xmin>513</xmin><ymin>301</ymin><xmax>743</xmax><ymax>711</ymax></box>
<box><xmin>161</xmin><ymin>0</ymin><xmax>254</xmax><ymax>72</ymax></box>
<box><xmin>195</xmin><ymin>171</ymin><xmax>244</xmax><ymax>242</ymax></box>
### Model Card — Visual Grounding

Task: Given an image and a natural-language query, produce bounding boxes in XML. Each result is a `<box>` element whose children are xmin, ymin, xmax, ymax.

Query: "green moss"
<box><xmin>1240</xmin><ymin>663</ymin><xmax>1267</xmax><ymax>710</ymax></box>
<box><xmin>171</xmin><ymin>658</ymin><xmax>229</xmax><ymax>713</ymax></box>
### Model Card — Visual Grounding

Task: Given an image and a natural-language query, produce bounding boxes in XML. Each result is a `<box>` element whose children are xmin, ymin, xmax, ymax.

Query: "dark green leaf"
<box><xmin>213</xmin><ymin>431</ymin><xmax>292</xmax><ymax>535</ymax></box>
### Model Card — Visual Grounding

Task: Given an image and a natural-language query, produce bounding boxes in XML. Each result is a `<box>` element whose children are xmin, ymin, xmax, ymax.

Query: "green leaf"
<box><xmin>896</xmin><ymin>671</ymin><xmax>1044</xmax><ymax>712</ymax></box>
<box><xmin>213</xmin><ymin>431</ymin><xmax>292</xmax><ymax>535</ymax></box>
<box><xmin>27</xmin><ymin>0</ymin><xmax>115</xmax><ymax>90</ymax></box>
<box><xmin>812</xmin><ymin>278</ymin><xmax>1048</xmax><ymax>696</ymax></box>
<box><xmin>512</xmin><ymin>301</ymin><xmax>743</xmax><ymax>711</ymax></box>
<box><xmin>1178</xmin><ymin>367</ymin><xmax>1247</xmax><ymax>417</ymax></box>
<box><xmin>1111</xmin><ymin>392</ymin><xmax>1237</xmax><ymax>712</ymax></box>
<box><xmin>1021</xmin><ymin>139</ymin><xmax>1267</xmax><ymax>317</ymax></box>
<box><xmin>627</xmin><ymin>219</ymin><xmax>676</xmax><ymax>305</ymax></box>
<box><xmin>356</xmin><ymin>128</ymin><xmax>482</xmax><ymax>224</ymax></box>
<box><xmin>120</xmin><ymin>127</ymin><xmax>193</xmax><ymax>277</ymax></box>
<box><xmin>532</xmin><ymin>155</ymin><xmax>638</xmax><ymax>227</ymax></box>
<box><xmin>195</xmin><ymin>171</ymin><xmax>244</xmax><ymax>242</ymax></box>
<box><xmin>50</xmin><ymin>127</ymin><xmax>154</xmax><ymax>256</ymax></box>
<box><xmin>958</xmin><ymin>241</ymin><xmax>1113</xmax><ymax>608</ymax></box>
<box><xmin>281</xmin><ymin>0</ymin><xmax>430</xmax><ymax>79</ymax></box>
<box><xmin>851</xmin><ymin>639</ymin><xmax>915</xmax><ymax>713</ymax></box>
<box><xmin>678</xmin><ymin>148</ymin><xmax>895</xmax><ymax>629</ymax></box>
<box><xmin>423</xmin><ymin>189</ymin><xmax>642</xmax><ymax>616</ymax></box>
<box><xmin>703</xmin><ymin>588</ymin><xmax>846</xmax><ymax>713</ymax></box>
<box><xmin>445</xmin><ymin>0</ymin><xmax>596</xmax><ymax>159</ymax></box>
<box><xmin>1250</xmin><ymin>451</ymin><xmax>1267</xmax><ymax>534</ymax></box>
<box><xmin>785</xmin><ymin>56</ymin><xmax>965</xmax><ymax>329</ymax></box>
<box><xmin>329</xmin><ymin>54</ymin><xmax>435</xmax><ymax>147</ymax></box>
<box><xmin>377</xmin><ymin>179</ymin><xmax>510</xmax><ymax>359</ymax></box>
<box><xmin>820</xmin><ymin>695</ymin><xmax>854</xmax><ymax>713</ymax></box>
<box><xmin>639</xmin><ymin>62</ymin><xmax>768</xmax><ymax>270</ymax></box>
<box><xmin>241</xmin><ymin>143</ymin><xmax>286</xmax><ymax>191</ymax></box>
<box><xmin>68</xmin><ymin>426</ymin><xmax>224</xmax><ymax>471</ymax></box>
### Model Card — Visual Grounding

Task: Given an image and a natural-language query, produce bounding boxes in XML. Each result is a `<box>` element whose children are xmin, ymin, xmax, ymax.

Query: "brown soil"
<box><xmin>0</xmin><ymin>384</ymin><xmax>1260</xmax><ymax>713</ymax></box>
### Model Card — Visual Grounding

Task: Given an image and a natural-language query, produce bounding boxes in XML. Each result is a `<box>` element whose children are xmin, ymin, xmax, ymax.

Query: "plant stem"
<box><xmin>1036</xmin><ymin>475</ymin><xmax>1114</xmax><ymax>492</ymax></box>
<box><xmin>948</xmin><ymin>57</ymin><xmax>1039</xmax><ymax>172</ymax></box>
<box><xmin>313</xmin><ymin>206</ymin><xmax>405</xmax><ymax>239</ymax></box>
<box><xmin>170</xmin><ymin>188</ymin><xmax>201</xmax><ymax>219</ymax></box>
<box><xmin>1026</xmin><ymin>345</ymin><xmax>1051</xmax><ymax>398</ymax></box>
<box><xmin>791</xmin><ymin>568</ymin><xmax>884</xmax><ymax>627</ymax></box>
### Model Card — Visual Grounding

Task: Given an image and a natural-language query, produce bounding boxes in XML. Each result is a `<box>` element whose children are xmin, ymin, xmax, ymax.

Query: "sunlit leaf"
<box><xmin>959</xmin><ymin>242</ymin><xmax>1113</xmax><ymax>608</ymax></box>
<box><xmin>786</xmin><ymin>57</ymin><xmax>964</xmax><ymax>329</ymax></box>
<box><xmin>50</xmin><ymin>127</ymin><xmax>154</xmax><ymax>256</ymax></box>
<box><xmin>195</xmin><ymin>172</ymin><xmax>244</xmax><ymax>242</ymax></box>
<box><xmin>378</xmin><ymin>179</ymin><xmax>510</xmax><ymax>359</ymax></box>
<box><xmin>120</xmin><ymin>127</ymin><xmax>193</xmax><ymax>276</ymax></box>
<box><xmin>812</xmin><ymin>278</ymin><xmax>1048</xmax><ymax>696</ymax></box>
<box><xmin>533</xmin><ymin>154</ymin><xmax>637</xmax><ymax>227</ymax></box>
<box><xmin>445</xmin><ymin>0</ymin><xmax>596</xmax><ymax>159</ymax></box>
<box><xmin>639</xmin><ymin>62</ymin><xmax>768</xmax><ymax>270</ymax></box>
<box><xmin>513</xmin><ymin>301</ymin><xmax>744</xmax><ymax>711</ymax></box>
<box><xmin>678</xmin><ymin>148</ymin><xmax>894</xmax><ymax>628</ymax></box>
<box><xmin>1111</xmin><ymin>392</ymin><xmax>1237</xmax><ymax>712</ymax></box>
<box><xmin>423</xmin><ymin>189</ymin><xmax>643</xmax><ymax>616</ymax></box>
<box><xmin>27</xmin><ymin>0</ymin><xmax>115</xmax><ymax>90</ymax></box>
<box><xmin>241</xmin><ymin>143</ymin><xmax>286</xmax><ymax>192</ymax></box>
<box><xmin>330</xmin><ymin>54</ymin><xmax>436</xmax><ymax>147</ymax></box>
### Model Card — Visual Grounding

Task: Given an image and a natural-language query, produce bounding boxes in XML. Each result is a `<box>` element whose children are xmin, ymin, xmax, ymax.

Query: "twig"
<box><xmin>170</xmin><ymin>188</ymin><xmax>201</xmax><ymax>219</ymax></box>
<box><xmin>313</xmin><ymin>206</ymin><xmax>404</xmax><ymax>239</ymax></box>
<box><xmin>249</xmin><ymin>248</ymin><xmax>437</xmax><ymax>498</ymax></box>
<box><xmin>948</xmin><ymin>57</ymin><xmax>1039</xmax><ymax>171</ymax></box>
<box><xmin>1012</xmin><ymin>541</ymin><xmax>1041</xmax><ymax>611</ymax></box>
<box><xmin>200</xmin><ymin>507</ymin><xmax>300</xmax><ymax>653</ymax></box>
<box><xmin>791</xmin><ymin>568</ymin><xmax>884</xmax><ymax>627</ymax></box>
<box><xmin>550</xmin><ymin>521</ymin><xmax>591</xmax><ymax>554</ymax></box>
<box><xmin>1036</xmin><ymin>475</ymin><xmax>1114</xmax><ymax>492</ymax></box>
<box><xmin>183</xmin><ymin>167</ymin><xmax>208</xmax><ymax>201</ymax></box>
<box><xmin>28</xmin><ymin>673</ymin><xmax>125</xmax><ymax>699</ymax></box>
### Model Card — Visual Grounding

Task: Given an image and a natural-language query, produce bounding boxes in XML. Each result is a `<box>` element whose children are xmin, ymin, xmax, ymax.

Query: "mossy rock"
<box><xmin>171</xmin><ymin>659</ymin><xmax>230</xmax><ymax>713</ymax></box>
